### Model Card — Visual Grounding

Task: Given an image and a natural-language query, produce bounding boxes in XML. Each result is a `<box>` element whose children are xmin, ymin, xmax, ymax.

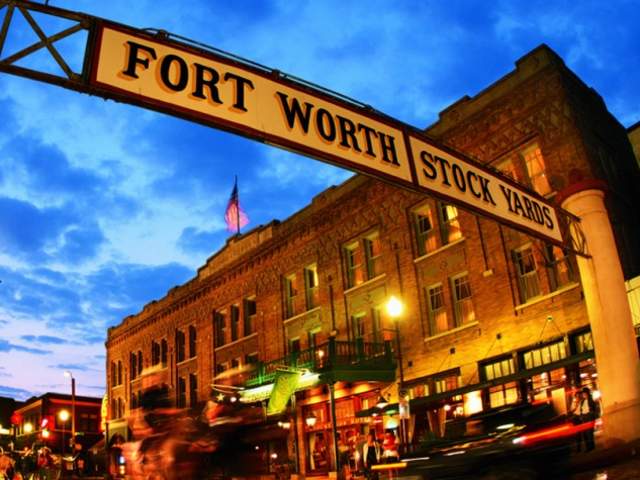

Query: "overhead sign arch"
<box><xmin>0</xmin><ymin>0</ymin><xmax>570</xmax><ymax>246</ymax></box>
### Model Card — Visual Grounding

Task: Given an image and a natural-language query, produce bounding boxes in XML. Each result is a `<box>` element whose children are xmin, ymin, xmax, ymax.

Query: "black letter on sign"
<box><xmin>420</xmin><ymin>151</ymin><xmax>437</xmax><ymax>180</ymax></box>
<box><xmin>316</xmin><ymin>108</ymin><xmax>336</xmax><ymax>142</ymax></box>
<box><xmin>224</xmin><ymin>72</ymin><xmax>255</xmax><ymax>112</ymax></box>
<box><xmin>122</xmin><ymin>41</ymin><xmax>157</xmax><ymax>79</ymax></box>
<box><xmin>160</xmin><ymin>54</ymin><xmax>188</xmax><ymax>91</ymax></box>
<box><xmin>466</xmin><ymin>171</ymin><xmax>481</xmax><ymax>198</ymax></box>
<box><xmin>192</xmin><ymin>63</ymin><xmax>222</xmax><ymax>104</ymax></box>
<box><xmin>276</xmin><ymin>92</ymin><xmax>313</xmax><ymax>133</ymax></box>
<box><xmin>452</xmin><ymin>163</ymin><xmax>466</xmax><ymax>192</ymax></box>
<box><xmin>337</xmin><ymin>115</ymin><xmax>362</xmax><ymax>152</ymax></box>
<box><xmin>357</xmin><ymin>124</ymin><xmax>378</xmax><ymax>156</ymax></box>
<box><xmin>378</xmin><ymin>133</ymin><xmax>400</xmax><ymax>165</ymax></box>
<box><xmin>543</xmin><ymin>206</ymin><xmax>554</xmax><ymax>229</ymax></box>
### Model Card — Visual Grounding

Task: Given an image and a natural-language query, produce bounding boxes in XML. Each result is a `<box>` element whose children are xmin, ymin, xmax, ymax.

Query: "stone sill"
<box><xmin>283</xmin><ymin>306</ymin><xmax>322</xmax><ymax>325</ymax></box>
<box><xmin>424</xmin><ymin>321</ymin><xmax>479</xmax><ymax>343</ymax></box>
<box><xmin>414</xmin><ymin>237</ymin><xmax>466</xmax><ymax>264</ymax></box>
<box><xmin>343</xmin><ymin>273</ymin><xmax>387</xmax><ymax>295</ymax></box>
<box><xmin>215</xmin><ymin>332</ymin><xmax>258</xmax><ymax>352</ymax></box>
<box><xmin>514</xmin><ymin>282</ymin><xmax>580</xmax><ymax>311</ymax></box>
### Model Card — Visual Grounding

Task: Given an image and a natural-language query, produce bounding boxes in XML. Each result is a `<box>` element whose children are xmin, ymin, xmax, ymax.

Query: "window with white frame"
<box><xmin>284</xmin><ymin>274</ymin><xmax>298</xmax><ymax>318</ymax></box>
<box><xmin>364</xmin><ymin>231</ymin><xmax>382</xmax><ymax>279</ymax></box>
<box><xmin>427</xmin><ymin>283</ymin><xmax>449</xmax><ymax>335</ymax></box>
<box><xmin>413</xmin><ymin>203</ymin><xmax>437</xmax><ymax>256</ymax></box>
<box><xmin>522</xmin><ymin>145</ymin><xmax>552</xmax><ymax>196</ymax></box>
<box><xmin>513</xmin><ymin>245</ymin><xmax>541</xmax><ymax>303</ymax></box>
<box><xmin>544</xmin><ymin>245</ymin><xmax>574</xmax><ymax>291</ymax></box>
<box><xmin>344</xmin><ymin>230</ymin><xmax>383</xmax><ymax>288</ymax></box>
<box><xmin>438</xmin><ymin>203</ymin><xmax>462</xmax><ymax>245</ymax></box>
<box><xmin>304</xmin><ymin>264</ymin><xmax>319</xmax><ymax>310</ymax></box>
<box><xmin>451</xmin><ymin>273</ymin><xmax>475</xmax><ymax>326</ymax></box>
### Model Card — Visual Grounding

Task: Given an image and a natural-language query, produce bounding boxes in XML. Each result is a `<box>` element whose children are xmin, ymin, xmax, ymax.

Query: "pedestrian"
<box><xmin>568</xmin><ymin>391</ymin><xmax>583</xmax><ymax>452</ymax></box>
<box><xmin>382</xmin><ymin>429</ymin><xmax>399</xmax><ymax>463</ymax></box>
<box><xmin>577</xmin><ymin>387</ymin><xmax>598</xmax><ymax>452</ymax></box>
<box><xmin>362</xmin><ymin>431</ymin><xmax>381</xmax><ymax>480</ymax></box>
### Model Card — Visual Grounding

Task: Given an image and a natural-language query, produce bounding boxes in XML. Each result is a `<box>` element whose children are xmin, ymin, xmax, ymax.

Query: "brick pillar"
<box><xmin>561</xmin><ymin>180</ymin><xmax>640</xmax><ymax>444</ymax></box>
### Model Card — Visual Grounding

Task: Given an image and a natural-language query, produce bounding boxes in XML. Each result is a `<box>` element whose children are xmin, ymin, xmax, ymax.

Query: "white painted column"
<box><xmin>562</xmin><ymin>182</ymin><xmax>640</xmax><ymax>444</ymax></box>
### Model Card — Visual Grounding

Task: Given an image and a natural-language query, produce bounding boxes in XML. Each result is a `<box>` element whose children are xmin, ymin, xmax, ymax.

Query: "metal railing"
<box><xmin>245</xmin><ymin>337</ymin><xmax>394</xmax><ymax>387</ymax></box>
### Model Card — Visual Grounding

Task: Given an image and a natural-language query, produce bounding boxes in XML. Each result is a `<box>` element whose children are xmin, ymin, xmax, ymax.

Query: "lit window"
<box><xmin>574</xmin><ymin>331</ymin><xmax>594</xmax><ymax>354</ymax></box>
<box><xmin>428</xmin><ymin>284</ymin><xmax>449</xmax><ymax>335</ymax></box>
<box><xmin>513</xmin><ymin>245</ymin><xmax>541</xmax><ymax>303</ymax></box>
<box><xmin>522</xmin><ymin>341</ymin><xmax>567</xmax><ymax>369</ymax></box>
<box><xmin>439</xmin><ymin>203</ymin><xmax>462</xmax><ymax>244</ymax></box>
<box><xmin>344</xmin><ymin>241</ymin><xmax>363</xmax><ymax>288</ymax></box>
<box><xmin>284</xmin><ymin>274</ymin><xmax>298</xmax><ymax>318</ymax></box>
<box><xmin>482</xmin><ymin>357</ymin><xmax>515</xmax><ymax>381</ymax></box>
<box><xmin>452</xmin><ymin>273</ymin><xmax>475</xmax><ymax>326</ymax></box>
<box><xmin>522</xmin><ymin>145</ymin><xmax>552</xmax><ymax>196</ymax></box>
<box><xmin>304</xmin><ymin>264</ymin><xmax>319</xmax><ymax>310</ymax></box>
<box><xmin>364</xmin><ymin>231</ymin><xmax>382</xmax><ymax>279</ymax></box>
<box><xmin>544</xmin><ymin>245</ymin><xmax>574</xmax><ymax>291</ymax></box>
<box><xmin>489</xmin><ymin>382</ymin><xmax>519</xmax><ymax>408</ymax></box>
<box><xmin>414</xmin><ymin>203</ymin><xmax>437</xmax><ymax>256</ymax></box>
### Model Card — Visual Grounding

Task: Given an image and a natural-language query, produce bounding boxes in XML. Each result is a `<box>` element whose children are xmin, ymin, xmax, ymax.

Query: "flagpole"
<box><xmin>235</xmin><ymin>175</ymin><xmax>240</xmax><ymax>236</ymax></box>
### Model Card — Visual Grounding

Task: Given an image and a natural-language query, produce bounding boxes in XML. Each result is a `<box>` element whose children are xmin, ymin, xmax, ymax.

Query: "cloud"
<box><xmin>0</xmin><ymin>339</ymin><xmax>51</xmax><ymax>355</ymax></box>
<box><xmin>20</xmin><ymin>335</ymin><xmax>69</xmax><ymax>345</ymax></box>
<box><xmin>0</xmin><ymin>384</ymin><xmax>35</xmax><ymax>400</ymax></box>
<box><xmin>48</xmin><ymin>363</ymin><xmax>94</xmax><ymax>372</ymax></box>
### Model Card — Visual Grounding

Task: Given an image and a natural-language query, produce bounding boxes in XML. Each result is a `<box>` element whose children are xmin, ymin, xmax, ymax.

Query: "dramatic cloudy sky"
<box><xmin>0</xmin><ymin>1</ymin><xmax>637</xmax><ymax>400</ymax></box>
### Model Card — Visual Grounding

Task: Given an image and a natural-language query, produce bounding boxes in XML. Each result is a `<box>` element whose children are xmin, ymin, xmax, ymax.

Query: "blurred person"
<box><xmin>363</xmin><ymin>431</ymin><xmax>381</xmax><ymax>480</ymax></box>
<box><xmin>337</xmin><ymin>432</ymin><xmax>350</xmax><ymax>478</ymax></box>
<box><xmin>568</xmin><ymin>390</ymin><xmax>583</xmax><ymax>452</ymax></box>
<box><xmin>35</xmin><ymin>446</ymin><xmax>53</xmax><ymax>480</ymax></box>
<box><xmin>577</xmin><ymin>387</ymin><xmax>598</xmax><ymax>452</ymax></box>
<box><xmin>382</xmin><ymin>429</ymin><xmax>399</xmax><ymax>463</ymax></box>
<box><xmin>0</xmin><ymin>447</ymin><xmax>15</xmax><ymax>480</ymax></box>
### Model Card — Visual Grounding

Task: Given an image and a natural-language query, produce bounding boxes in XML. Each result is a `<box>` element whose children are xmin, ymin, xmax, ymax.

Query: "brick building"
<box><xmin>105</xmin><ymin>45</ymin><xmax>640</xmax><ymax>476</ymax></box>
<box><xmin>12</xmin><ymin>392</ymin><xmax>102</xmax><ymax>453</ymax></box>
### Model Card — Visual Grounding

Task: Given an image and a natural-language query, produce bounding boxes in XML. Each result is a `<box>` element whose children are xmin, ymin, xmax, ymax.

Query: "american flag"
<box><xmin>224</xmin><ymin>177</ymin><xmax>249</xmax><ymax>234</ymax></box>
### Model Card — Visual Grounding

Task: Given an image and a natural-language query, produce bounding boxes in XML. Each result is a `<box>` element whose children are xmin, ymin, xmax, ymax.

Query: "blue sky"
<box><xmin>0</xmin><ymin>0</ymin><xmax>638</xmax><ymax>400</ymax></box>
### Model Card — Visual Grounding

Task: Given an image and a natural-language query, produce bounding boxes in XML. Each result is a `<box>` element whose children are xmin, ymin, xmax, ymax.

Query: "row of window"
<box><xmin>407</xmin><ymin>331</ymin><xmax>594</xmax><ymax>410</ymax></box>
<box><xmin>214</xmin><ymin>298</ymin><xmax>257</xmax><ymax>348</ymax></box>
<box><xmin>215</xmin><ymin>352</ymin><xmax>258</xmax><ymax>375</ymax></box>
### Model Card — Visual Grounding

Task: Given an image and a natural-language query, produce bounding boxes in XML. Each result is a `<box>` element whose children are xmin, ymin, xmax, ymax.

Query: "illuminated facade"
<box><xmin>105</xmin><ymin>45</ymin><xmax>640</xmax><ymax>475</ymax></box>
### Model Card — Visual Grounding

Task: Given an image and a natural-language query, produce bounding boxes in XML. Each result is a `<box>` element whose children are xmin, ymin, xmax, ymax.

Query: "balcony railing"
<box><xmin>245</xmin><ymin>337</ymin><xmax>395</xmax><ymax>387</ymax></box>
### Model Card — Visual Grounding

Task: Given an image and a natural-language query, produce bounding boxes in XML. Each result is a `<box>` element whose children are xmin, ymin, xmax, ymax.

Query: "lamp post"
<box><xmin>386</xmin><ymin>296</ymin><xmax>406</xmax><ymax>450</ymax></box>
<box><xmin>64</xmin><ymin>371</ymin><xmax>76</xmax><ymax>445</ymax></box>
<box><xmin>58</xmin><ymin>409</ymin><xmax>69</xmax><ymax>456</ymax></box>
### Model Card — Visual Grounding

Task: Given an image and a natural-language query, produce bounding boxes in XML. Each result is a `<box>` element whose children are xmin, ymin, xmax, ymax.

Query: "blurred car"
<box><xmin>378</xmin><ymin>403</ymin><xmax>578</xmax><ymax>480</ymax></box>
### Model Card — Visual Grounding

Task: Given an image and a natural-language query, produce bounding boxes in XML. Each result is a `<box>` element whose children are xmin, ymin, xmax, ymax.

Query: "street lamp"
<box><xmin>64</xmin><ymin>371</ymin><xmax>76</xmax><ymax>445</ymax></box>
<box><xmin>58</xmin><ymin>409</ymin><xmax>70</xmax><ymax>456</ymax></box>
<box><xmin>305</xmin><ymin>411</ymin><xmax>317</xmax><ymax>428</ymax></box>
<box><xmin>385</xmin><ymin>295</ymin><xmax>407</xmax><ymax>449</ymax></box>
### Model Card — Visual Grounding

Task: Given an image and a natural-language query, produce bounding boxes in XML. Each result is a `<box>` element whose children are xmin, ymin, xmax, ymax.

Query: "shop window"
<box><xmin>189</xmin><ymin>373</ymin><xmax>198</xmax><ymax>408</ymax></box>
<box><xmin>438</xmin><ymin>203</ymin><xmax>462</xmax><ymax>245</ymax></box>
<box><xmin>427</xmin><ymin>283</ymin><xmax>449</xmax><ymax>335</ymax></box>
<box><xmin>304</xmin><ymin>264</ymin><xmax>319</xmax><ymax>310</ymax></box>
<box><xmin>573</xmin><ymin>331</ymin><xmax>594</xmax><ymax>354</ymax></box>
<box><xmin>451</xmin><ymin>273</ymin><xmax>475</xmax><ymax>326</ymax></box>
<box><xmin>231</xmin><ymin>304</ymin><xmax>240</xmax><ymax>342</ymax></box>
<box><xmin>513</xmin><ymin>245</ymin><xmax>541</xmax><ymax>303</ymax></box>
<box><xmin>408</xmin><ymin>382</ymin><xmax>429</xmax><ymax>399</ymax></box>
<box><xmin>177</xmin><ymin>377</ymin><xmax>186</xmax><ymax>408</ymax></box>
<box><xmin>433</xmin><ymin>369</ymin><xmax>461</xmax><ymax>394</ymax></box>
<box><xmin>481</xmin><ymin>356</ymin><xmax>515</xmax><ymax>381</ymax></box>
<box><xmin>214</xmin><ymin>311</ymin><xmax>226</xmax><ymax>348</ymax></box>
<box><xmin>544</xmin><ymin>245</ymin><xmax>575</xmax><ymax>291</ymax></box>
<box><xmin>243</xmin><ymin>297</ymin><xmax>257</xmax><ymax>336</ymax></box>
<box><xmin>176</xmin><ymin>330</ymin><xmax>186</xmax><ymax>363</ymax></box>
<box><xmin>284</xmin><ymin>274</ymin><xmax>298</xmax><ymax>318</ymax></box>
<box><xmin>522</xmin><ymin>340</ymin><xmax>567</xmax><ymax>369</ymax></box>
<box><xmin>413</xmin><ymin>203</ymin><xmax>437</xmax><ymax>256</ymax></box>
<box><xmin>488</xmin><ymin>382</ymin><xmax>519</xmax><ymax>408</ymax></box>
<box><xmin>189</xmin><ymin>325</ymin><xmax>197</xmax><ymax>358</ymax></box>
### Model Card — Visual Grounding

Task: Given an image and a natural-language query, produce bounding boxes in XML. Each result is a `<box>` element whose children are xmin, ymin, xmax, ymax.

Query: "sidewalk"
<box><xmin>568</xmin><ymin>440</ymin><xmax>640</xmax><ymax>479</ymax></box>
